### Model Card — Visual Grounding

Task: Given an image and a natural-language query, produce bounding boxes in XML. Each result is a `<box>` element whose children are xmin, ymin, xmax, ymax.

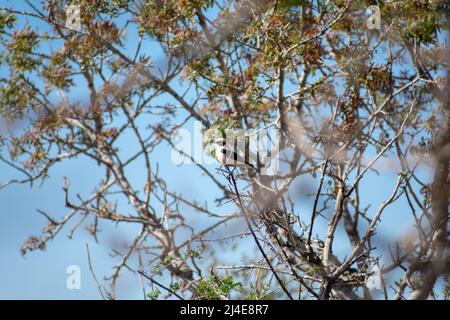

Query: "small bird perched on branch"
<box><xmin>213</xmin><ymin>138</ymin><xmax>257</xmax><ymax>170</ymax></box>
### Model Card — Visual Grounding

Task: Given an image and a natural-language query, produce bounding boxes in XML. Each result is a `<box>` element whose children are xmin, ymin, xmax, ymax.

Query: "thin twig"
<box><xmin>86</xmin><ymin>244</ymin><xmax>106</xmax><ymax>300</ymax></box>
<box><xmin>225</xmin><ymin>166</ymin><xmax>294</xmax><ymax>300</ymax></box>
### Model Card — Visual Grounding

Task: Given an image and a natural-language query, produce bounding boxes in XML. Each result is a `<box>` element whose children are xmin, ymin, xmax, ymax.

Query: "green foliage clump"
<box><xmin>195</xmin><ymin>275</ymin><xmax>242</xmax><ymax>300</ymax></box>
<box><xmin>147</xmin><ymin>289</ymin><xmax>161</xmax><ymax>300</ymax></box>
<box><xmin>379</xmin><ymin>0</ymin><xmax>441</xmax><ymax>45</ymax></box>
<box><xmin>6</xmin><ymin>26</ymin><xmax>40</xmax><ymax>72</ymax></box>
<box><xmin>0</xmin><ymin>10</ymin><xmax>16</xmax><ymax>33</ymax></box>
<box><xmin>40</xmin><ymin>53</ymin><xmax>74</xmax><ymax>93</ymax></box>
<box><xmin>0</xmin><ymin>77</ymin><xmax>37</xmax><ymax>118</ymax></box>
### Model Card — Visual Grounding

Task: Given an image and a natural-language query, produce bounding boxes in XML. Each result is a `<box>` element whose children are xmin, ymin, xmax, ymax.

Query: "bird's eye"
<box><xmin>221</xmin><ymin>149</ymin><xmax>226</xmax><ymax>154</ymax></box>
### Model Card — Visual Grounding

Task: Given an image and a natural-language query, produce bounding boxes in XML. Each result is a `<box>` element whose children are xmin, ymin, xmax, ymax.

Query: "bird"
<box><xmin>213</xmin><ymin>137</ymin><xmax>257</xmax><ymax>170</ymax></box>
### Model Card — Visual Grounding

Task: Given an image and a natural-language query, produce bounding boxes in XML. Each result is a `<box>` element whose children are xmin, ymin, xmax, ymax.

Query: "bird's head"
<box><xmin>213</xmin><ymin>138</ymin><xmax>226</xmax><ymax>147</ymax></box>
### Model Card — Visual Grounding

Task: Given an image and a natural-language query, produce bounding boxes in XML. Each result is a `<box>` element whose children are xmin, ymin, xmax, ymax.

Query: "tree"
<box><xmin>0</xmin><ymin>0</ymin><xmax>448</xmax><ymax>300</ymax></box>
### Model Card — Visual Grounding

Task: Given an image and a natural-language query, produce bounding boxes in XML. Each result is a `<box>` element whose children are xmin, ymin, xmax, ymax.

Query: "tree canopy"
<box><xmin>0</xmin><ymin>0</ymin><xmax>448</xmax><ymax>300</ymax></box>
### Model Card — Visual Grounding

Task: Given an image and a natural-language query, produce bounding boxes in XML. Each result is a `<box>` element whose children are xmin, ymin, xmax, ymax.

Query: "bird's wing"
<box><xmin>218</xmin><ymin>146</ymin><xmax>255</xmax><ymax>169</ymax></box>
